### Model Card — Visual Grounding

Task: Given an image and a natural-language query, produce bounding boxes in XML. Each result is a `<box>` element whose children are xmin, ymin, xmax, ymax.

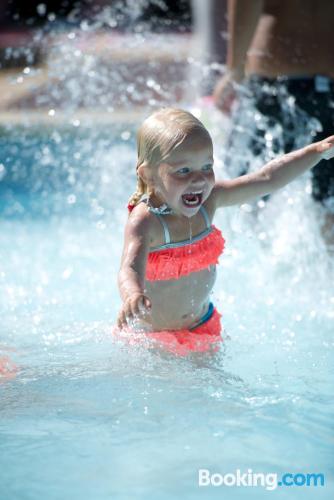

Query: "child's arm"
<box><xmin>117</xmin><ymin>211</ymin><xmax>152</xmax><ymax>328</ymax></box>
<box><xmin>213</xmin><ymin>136</ymin><xmax>334</xmax><ymax>207</ymax></box>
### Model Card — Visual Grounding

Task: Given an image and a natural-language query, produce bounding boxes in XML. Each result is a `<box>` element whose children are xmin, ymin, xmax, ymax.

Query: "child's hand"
<box><xmin>316</xmin><ymin>135</ymin><xmax>334</xmax><ymax>160</ymax></box>
<box><xmin>117</xmin><ymin>293</ymin><xmax>152</xmax><ymax>329</ymax></box>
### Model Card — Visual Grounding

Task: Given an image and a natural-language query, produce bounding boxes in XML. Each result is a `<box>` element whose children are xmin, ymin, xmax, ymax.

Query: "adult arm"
<box><xmin>226</xmin><ymin>0</ymin><xmax>263</xmax><ymax>81</ymax></box>
<box><xmin>213</xmin><ymin>0</ymin><xmax>263</xmax><ymax>111</ymax></box>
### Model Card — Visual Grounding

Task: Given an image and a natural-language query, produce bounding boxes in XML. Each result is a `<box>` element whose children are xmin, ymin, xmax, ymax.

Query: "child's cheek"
<box><xmin>168</xmin><ymin>175</ymin><xmax>185</xmax><ymax>188</ymax></box>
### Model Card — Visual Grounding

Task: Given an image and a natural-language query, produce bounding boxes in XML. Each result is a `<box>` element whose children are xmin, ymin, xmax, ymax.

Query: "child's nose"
<box><xmin>190</xmin><ymin>171</ymin><xmax>206</xmax><ymax>186</ymax></box>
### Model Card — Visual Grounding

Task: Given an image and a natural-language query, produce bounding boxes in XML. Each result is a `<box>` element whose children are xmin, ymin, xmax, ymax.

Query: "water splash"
<box><xmin>0</xmin><ymin>8</ymin><xmax>333</xmax><ymax>496</ymax></box>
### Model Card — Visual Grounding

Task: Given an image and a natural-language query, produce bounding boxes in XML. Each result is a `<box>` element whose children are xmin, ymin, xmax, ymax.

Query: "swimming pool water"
<box><xmin>0</xmin><ymin>124</ymin><xmax>333</xmax><ymax>500</ymax></box>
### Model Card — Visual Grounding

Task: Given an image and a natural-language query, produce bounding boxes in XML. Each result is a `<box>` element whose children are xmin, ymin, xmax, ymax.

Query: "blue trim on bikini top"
<box><xmin>150</xmin><ymin>205</ymin><xmax>212</xmax><ymax>251</ymax></box>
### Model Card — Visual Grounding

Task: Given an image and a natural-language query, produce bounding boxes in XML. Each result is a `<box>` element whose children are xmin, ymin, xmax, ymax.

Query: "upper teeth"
<box><xmin>185</xmin><ymin>191</ymin><xmax>202</xmax><ymax>195</ymax></box>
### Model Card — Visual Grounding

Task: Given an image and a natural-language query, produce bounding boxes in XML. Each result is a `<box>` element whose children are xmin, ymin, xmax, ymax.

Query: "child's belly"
<box><xmin>144</xmin><ymin>266</ymin><xmax>217</xmax><ymax>330</ymax></box>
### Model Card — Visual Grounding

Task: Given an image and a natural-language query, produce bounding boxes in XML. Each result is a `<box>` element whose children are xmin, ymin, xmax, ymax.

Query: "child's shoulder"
<box><xmin>127</xmin><ymin>202</ymin><xmax>162</xmax><ymax>244</ymax></box>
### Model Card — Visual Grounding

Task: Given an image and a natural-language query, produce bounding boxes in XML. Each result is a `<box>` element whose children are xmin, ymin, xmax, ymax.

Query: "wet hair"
<box><xmin>128</xmin><ymin>108</ymin><xmax>212</xmax><ymax>209</ymax></box>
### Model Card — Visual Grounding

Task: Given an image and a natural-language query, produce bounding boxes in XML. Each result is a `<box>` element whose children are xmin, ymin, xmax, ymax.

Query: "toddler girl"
<box><xmin>115</xmin><ymin>108</ymin><xmax>334</xmax><ymax>355</ymax></box>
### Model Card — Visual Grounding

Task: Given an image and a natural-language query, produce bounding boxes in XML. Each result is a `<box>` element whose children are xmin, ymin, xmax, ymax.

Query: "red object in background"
<box><xmin>0</xmin><ymin>354</ymin><xmax>18</xmax><ymax>381</ymax></box>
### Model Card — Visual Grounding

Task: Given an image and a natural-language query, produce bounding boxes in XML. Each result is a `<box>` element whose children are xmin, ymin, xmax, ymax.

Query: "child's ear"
<box><xmin>137</xmin><ymin>164</ymin><xmax>152</xmax><ymax>185</ymax></box>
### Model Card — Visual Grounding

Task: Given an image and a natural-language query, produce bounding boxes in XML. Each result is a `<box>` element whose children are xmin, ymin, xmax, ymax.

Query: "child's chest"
<box><xmin>150</xmin><ymin>202</ymin><xmax>215</xmax><ymax>248</ymax></box>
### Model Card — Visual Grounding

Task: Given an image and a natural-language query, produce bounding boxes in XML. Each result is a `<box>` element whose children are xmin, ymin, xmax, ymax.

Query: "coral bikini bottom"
<box><xmin>113</xmin><ymin>306</ymin><xmax>222</xmax><ymax>357</ymax></box>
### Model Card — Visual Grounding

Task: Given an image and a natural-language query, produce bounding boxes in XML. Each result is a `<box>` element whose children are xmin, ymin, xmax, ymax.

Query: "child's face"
<box><xmin>151</xmin><ymin>130</ymin><xmax>215</xmax><ymax>217</ymax></box>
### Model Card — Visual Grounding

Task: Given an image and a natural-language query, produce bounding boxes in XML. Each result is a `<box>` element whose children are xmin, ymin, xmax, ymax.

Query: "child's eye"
<box><xmin>202</xmin><ymin>164</ymin><xmax>213</xmax><ymax>171</ymax></box>
<box><xmin>176</xmin><ymin>167</ymin><xmax>191</xmax><ymax>175</ymax></box>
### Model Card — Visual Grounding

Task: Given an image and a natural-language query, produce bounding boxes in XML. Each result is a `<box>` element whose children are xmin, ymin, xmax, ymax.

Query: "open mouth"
<box><xmin>181</xmin><ymin>191</ymin><xmax>203</xmax><ymax>207</ymax></box>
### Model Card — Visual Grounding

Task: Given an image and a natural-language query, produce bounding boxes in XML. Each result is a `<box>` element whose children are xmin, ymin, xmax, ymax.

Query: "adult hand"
<box><xmin>213</xmin><ymin>70</ymin><xmax>243</xmax><ymax>115</ymax></box>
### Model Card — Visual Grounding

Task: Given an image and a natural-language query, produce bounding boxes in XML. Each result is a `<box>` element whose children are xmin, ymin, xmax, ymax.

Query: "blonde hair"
<box><xmin>128</xmin><ymin>108</ymin><xmax>211</xmax><ymax>209</ymax></box>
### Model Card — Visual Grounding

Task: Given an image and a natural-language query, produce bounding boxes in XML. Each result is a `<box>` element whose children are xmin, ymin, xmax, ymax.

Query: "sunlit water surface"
<box><xmin>0</xmin><ymin>118</ymin><xmax>333</xmax><ymax>500</ymax></box>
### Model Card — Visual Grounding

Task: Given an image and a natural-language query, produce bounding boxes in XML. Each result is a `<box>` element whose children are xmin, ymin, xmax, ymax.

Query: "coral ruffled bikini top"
<box><xmin>145</xmin><ymin>205</ymin><xmax>225</xmax><ymax>282</ymax></box>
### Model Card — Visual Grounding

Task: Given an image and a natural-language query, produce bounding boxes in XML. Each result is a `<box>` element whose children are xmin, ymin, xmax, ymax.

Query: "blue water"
<box><xmin>0</xmin><ymin>123</ymin><xmax>333</xmax><ymax>500</ymax></box>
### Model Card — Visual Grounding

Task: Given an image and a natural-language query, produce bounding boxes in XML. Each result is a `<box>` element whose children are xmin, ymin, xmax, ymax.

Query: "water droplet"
<box><xmin>33</xmin><ymin>315</ymin><xmax>41</xmax><ymax>325</ymax></box>
<box><xmin>0</xmin><ymin>163</ymin><xmax>6</xmax><ymax>181</ymax></box>
<box><xmin>62</xmin><ymin>268</ymin><xmax>73</xmax><ymax>280</ymax></box>
<box><xmin>241</xmin><ymin>203</ymin><xmax>252</xmax><ymax>213</ymax></box>
<box><xmin>67</xmin><ymin>194</ymin><xmax>76</xmax><ymax>204</ymax></box>
<box><xmin>121</xmin><ymin>131</ymin><xmax>131</xmax><ymax>141</ymax></box>
<box><xmin>108</xmin><ymin>18</ymin><xmax>117</xmax><ymax>28</ymax></box>
<box><xmin>36</xmin><ymin>4</ymin><xmax>47</xmax><ymax>16</ymax></box>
